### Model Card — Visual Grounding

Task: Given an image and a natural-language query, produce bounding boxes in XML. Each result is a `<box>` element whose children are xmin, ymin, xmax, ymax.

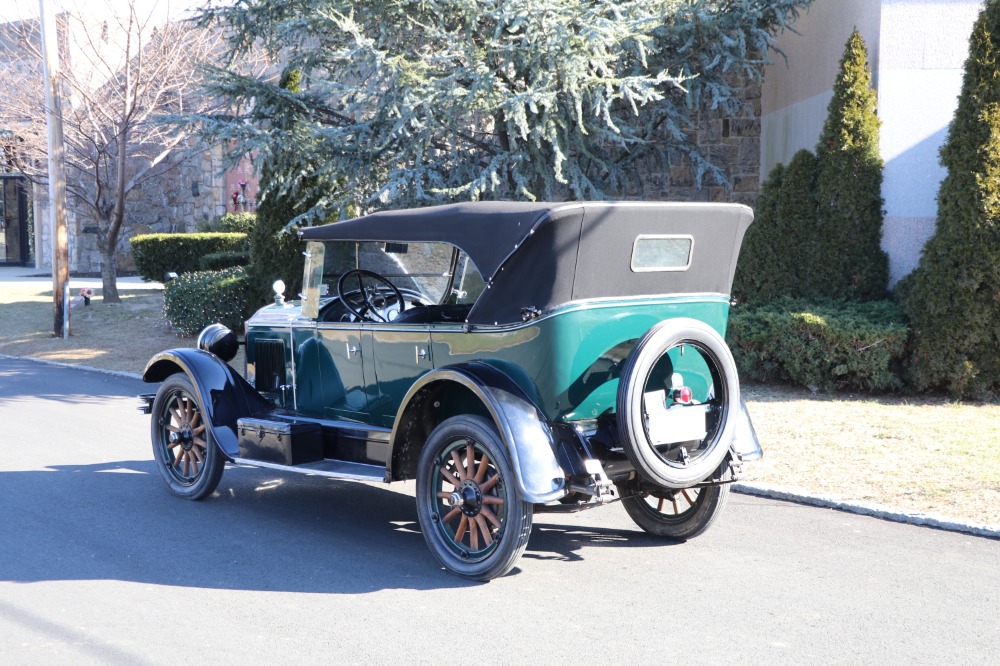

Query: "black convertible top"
<box><xmin>299</xmin><ymin>201</ymin><xmax>559</xmax><ymax>281</ymax></box>
<box><xmin>300</xmin><ymin>201</ymin><xmax>753</xmax><ymax>325</ymax></box>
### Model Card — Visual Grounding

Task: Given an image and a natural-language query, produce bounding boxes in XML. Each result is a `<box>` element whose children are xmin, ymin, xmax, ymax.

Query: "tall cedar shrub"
<box><xmin>194</xmin><ymin>0</ymin><xmax>812</xmax><ymax>215</ymax></box>
<box><xmin>733</xmin><ymin>149</ymin><xmax>819</xmax><ymax>303</ymax></box>
<box><xmin>248</xmin><ymin>70</ymin><xmax>309</xmax><ymax>303</ymax></box>
<box><xmin>813</xmin><ymin>30</ymin><xmax>888</xmax><ymax>300</ymax></box>
<box><xmin>897</xmin><ymin>2</ymin><xmax>1000</xmax><ymax>398</ymax></box>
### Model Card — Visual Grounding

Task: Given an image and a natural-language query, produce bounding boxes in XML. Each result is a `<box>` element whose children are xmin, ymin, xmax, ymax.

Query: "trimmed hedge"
<box><xmin>216</xmin><ymin>212</ymin><xmax>257</xmax><ymax>234</ymax></box>
<box><xmin>727</xmin><ymin>298</ymin><xmax>909</xmax><ymax>393</ymax></box>
<box><xmin>131</xmin><ymin>232</ymin><xmax>248</xmax><ymax>282</ymax></box>
<box><xmin>163</xmin><ymin>267</ymin><xmax>255</xmax><ymax>336</ymax></box>
<box><xmin>199</xmin><ymin>250</ymin><xmax>250</xmax><ymax>271</ymax></box>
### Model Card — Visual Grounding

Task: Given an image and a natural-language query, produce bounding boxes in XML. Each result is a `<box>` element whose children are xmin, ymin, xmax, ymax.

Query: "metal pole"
<box><xmin>39</xmin><ymin>0</ymin><xmax>70</xmax><ymax>339</ymax></box>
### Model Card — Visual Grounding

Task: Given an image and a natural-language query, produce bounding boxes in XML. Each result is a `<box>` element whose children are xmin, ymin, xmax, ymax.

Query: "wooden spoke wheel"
<box><xmin>617</xmin><ymin>463</ymin><xmax>732</xmax><ymax>540</ymax></box>
<box><xmin>416</xmin><ymin>415</ymin><xmax>532</xmax><ymax>581</ymax></box>
<box><xmin>151</xmin><ymin>374</ymin><xmax>224</xmax><ymax>500</ymax></box>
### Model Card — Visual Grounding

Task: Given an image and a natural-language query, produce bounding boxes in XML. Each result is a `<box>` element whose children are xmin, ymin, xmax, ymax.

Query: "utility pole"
<box><xmin>39</xmin><ymin>0</ymin><xmax>70</xmax><ymax>338</ymax></box>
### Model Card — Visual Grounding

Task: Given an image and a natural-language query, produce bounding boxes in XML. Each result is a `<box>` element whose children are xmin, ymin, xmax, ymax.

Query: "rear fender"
<box><xmin>143</xmin><ymin>349</ymin><xmax>271</xmax><ymax>458</ymax></box>
<box><xmin>388</xmin><ymin>362</ymin><xmax>566</xmax><ymax>504</ymax></box>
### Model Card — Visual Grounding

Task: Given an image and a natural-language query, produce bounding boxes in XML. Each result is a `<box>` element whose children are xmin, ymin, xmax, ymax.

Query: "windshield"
<box><xmin>301</xmin><ymin>240</ymin><xmax>486</xmax><ymax>318</ymax></box>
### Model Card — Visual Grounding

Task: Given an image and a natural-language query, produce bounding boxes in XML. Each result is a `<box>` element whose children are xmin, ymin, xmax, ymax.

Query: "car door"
<box><xmin>369</xmin><ymin>323</ymin><xmax>434</xmax><ymax>427</ymax></box>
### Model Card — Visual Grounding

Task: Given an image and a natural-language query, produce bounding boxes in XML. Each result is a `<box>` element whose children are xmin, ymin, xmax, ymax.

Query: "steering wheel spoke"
<box><xmin>337</xmin><ymin>269</ymin><xmax>406</xmax><ymax>322</ymax></box>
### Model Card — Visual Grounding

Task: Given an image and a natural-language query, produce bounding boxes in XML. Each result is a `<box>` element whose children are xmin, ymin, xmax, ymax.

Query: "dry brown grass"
<box><xmin>0</xmin><ymin>281</ymin><xmax>191</xmax><ymax>375</ymax></box>
<box><xmin>743</xmin><ymin>384</ymin><xmax>1000</xmax><ymax>527</ymax></box>
<box><xmin>2</xmin><ymin>280</ymin><xmax>997</xmax><ymax>527</ymax></box>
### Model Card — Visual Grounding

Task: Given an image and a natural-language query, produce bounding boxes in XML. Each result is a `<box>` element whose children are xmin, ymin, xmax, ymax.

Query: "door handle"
<box><xmin>346</xmin><ymin>343</ymin><xmax>360</xmax><ymax>358</ymax></box>
<box><xmin>415</xmin><ymin>346</ymin><xmax>428</xmax><ymax>363</ymax></box>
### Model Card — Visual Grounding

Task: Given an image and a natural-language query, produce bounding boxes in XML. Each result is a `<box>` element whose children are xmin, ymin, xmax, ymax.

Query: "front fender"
<box><xmin>389</xmin><ymin>362</ymin><xmax>566</xmax><ymax>504</ymax></box>
<box><xmin>143</xmin><ymin>348</ymin><xmax>271</xmax><ymax>458</ymax></box>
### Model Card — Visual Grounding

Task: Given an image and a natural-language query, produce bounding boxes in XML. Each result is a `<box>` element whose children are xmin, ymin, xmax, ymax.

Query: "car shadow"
<box><xmin>0</xmin><ymin>460</ymin><xmax>476</xmax><ymax>593</ymax></box>
<box><xmin>524</xmin><ymin>512</ymin><xmax>686</xmax><ymax>563</ymax></box>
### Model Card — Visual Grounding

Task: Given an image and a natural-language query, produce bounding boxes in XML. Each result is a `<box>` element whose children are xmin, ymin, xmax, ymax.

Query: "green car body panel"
<box><xmin>246</xmin><ymin>294</ymin><xmax>730</xmax><ymax>428</ymax></box>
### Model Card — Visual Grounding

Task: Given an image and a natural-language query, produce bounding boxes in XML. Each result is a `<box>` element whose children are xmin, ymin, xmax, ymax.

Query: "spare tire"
<box><xmin>616</xmin><ymin>318</ymin><xmax>740</xmax><ymax>489</ymax></box>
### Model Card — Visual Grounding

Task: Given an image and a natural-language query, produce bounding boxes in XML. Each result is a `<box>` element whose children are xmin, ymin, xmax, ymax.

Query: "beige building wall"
<box><xmin>762</xmin><ymin>0</ymin><xmax>983</xmax><ymax>286</ymax></box>
<box><xmin>761</xmin><ymin>0</ymin><xmax>881</xmax><ymax>177</ymax></box>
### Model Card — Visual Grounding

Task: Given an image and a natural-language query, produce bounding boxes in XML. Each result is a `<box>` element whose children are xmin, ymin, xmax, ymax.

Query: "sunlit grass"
<box><xmin>743</xmin><ymin>384</ymin><xmax>1000</xmax><ymax>526</ymax></box>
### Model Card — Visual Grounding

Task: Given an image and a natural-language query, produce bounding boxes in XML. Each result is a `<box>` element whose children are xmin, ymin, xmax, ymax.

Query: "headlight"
<box><xmin>197</xmin><ymin>323</ymin><xmax>239</xmax><ymax>362</ymax></box>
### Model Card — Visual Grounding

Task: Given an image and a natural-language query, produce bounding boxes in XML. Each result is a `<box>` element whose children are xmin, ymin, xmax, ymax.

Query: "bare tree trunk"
<box><xmin>101</xmin><ymin>250</ymin><xmax>120</xmax><ymax>303</ymax></box>
<box><xmin>96</xmin><ymin>227</ymin><xmax>121</xmax><ymax>303</ymax></box>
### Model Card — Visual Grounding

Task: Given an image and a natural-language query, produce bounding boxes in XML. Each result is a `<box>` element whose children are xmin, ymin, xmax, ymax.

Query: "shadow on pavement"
<box><xmin>0</xmin><ymin>459</ymin><xmax>475</xmax><ymax>593</ymax></box>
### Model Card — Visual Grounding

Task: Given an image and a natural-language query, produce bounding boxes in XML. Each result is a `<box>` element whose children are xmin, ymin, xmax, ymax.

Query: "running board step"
<box><xmin>232</xmin><ymin>457</ymin><xmax>387</xmax><ymax>483</ymax></box>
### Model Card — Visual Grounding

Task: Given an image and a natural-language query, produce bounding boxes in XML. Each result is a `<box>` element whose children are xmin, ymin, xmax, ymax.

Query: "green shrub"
<box><xmin>727</xmin><ymin>298</ymin><xmax>909</xmax><ymax>393</ymax></box>
<box><xmin>199</xmin><ymin>250</ymin><xmax>250</xmax><ymax>271</ymax></box>
<box><xmin>130</xmin><ymin>232</ymin><xmax>248</xmax><ymax>282</ymax></box>
<box><xmin>897</xmin><ymin>2</ymin><xmax>1000</xmax><ymax>399</ymax></box>
<box><xmin>216</xmin><ymin>212</ymin><xmax>257</xmax><ymax>234</ymax></box>
<box><xmin>162</xmin><ymin>267</ymin><xmax>254</xmax><ymax>336</ymax></box>
<box><xmin>813</xmin><ymin>30</ymin><xmax>888</xmax><ymax>300</ymax></box>
<box><xmin>733</xmin><ymin>150</ymin><xmax>819</xmax><ymax>303</ymax></box>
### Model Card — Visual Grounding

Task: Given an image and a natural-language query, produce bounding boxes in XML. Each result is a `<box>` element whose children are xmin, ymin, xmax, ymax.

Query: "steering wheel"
<box><xmin>336</xmin><ymin>269</ymin><xmax>406</xmax><ymax>322</ymax></box>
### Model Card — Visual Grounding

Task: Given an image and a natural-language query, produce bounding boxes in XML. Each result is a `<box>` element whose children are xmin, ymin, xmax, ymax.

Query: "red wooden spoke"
<box><xmin>474</xmin><ymin>515</ymin><xmax>492</xmax><ymax>546</ymax></box>
<box><xmin>443</xmin><ymin>507</ymin><xmax>461</xmax><ymax>523</ymax></box>
<box><xmin>474</xmin><ymin>455</ymin><xmax>489</xmax><ymax>483</ymax></box>
<box><xmin>465</xmin><ymin>444</ymin><xmax>475</xmax><ymax>480</ymax></box>
<box><xmin>480</xmin><ymin>506</ymin><xmax>502</xmax><ymax>529</ymax></box>
<box><xmin>479</xmin><ymin>475</ymin><xmax>499</xmax><ymax>493</ymax></box>
<box><xmin>439</xmin><ymin>467</ymin><xmax>461</xmax><ymax>487</ymax></box>
<box><xmin>469</xmin><ymin>516</ymin><xmax>479</xmax><ymax>550</ymax></box>
<box><xmin>450</xmin><ymin>451</ymin><xmax>467</xmax><ymax>481</ymax></box>
<box><xmin>682</xmin><ymin>489</ymin><xmax>697</xmax><ymax>505</ymax></box>
<box><xmin>455</xmin><ymin>515</ymin><xmax>469</xmax><ymax>542</ymax></box>
<box><xmin>481</xmin><ymin>495</ymin><xmax>503</xmax><ymax>506</ymax></box>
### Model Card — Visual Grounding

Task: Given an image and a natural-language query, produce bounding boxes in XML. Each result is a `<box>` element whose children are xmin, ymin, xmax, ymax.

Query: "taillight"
<box><xmin>670</xmin><ymin>372</ymin><xmax>693</xmax><ymax>404</ymax></box>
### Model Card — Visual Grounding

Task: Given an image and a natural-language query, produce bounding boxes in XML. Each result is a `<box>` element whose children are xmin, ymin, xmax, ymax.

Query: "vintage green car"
<box><xmin>139</xmin><ymin>201</ymin><xmax>761</xmax><ymax>580</ymax></box>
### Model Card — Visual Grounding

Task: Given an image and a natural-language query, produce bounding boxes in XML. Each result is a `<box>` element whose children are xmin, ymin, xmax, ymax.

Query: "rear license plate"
<box><xmin>644</xmin><ymin>390</ymin><xmax>708</xmax><ymax>445</ymax></box>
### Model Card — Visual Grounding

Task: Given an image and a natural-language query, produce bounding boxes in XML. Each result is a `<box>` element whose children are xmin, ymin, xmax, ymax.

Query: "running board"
<box><xmin>231</xmin><ymin>457</ymin><xmax>387</xmax><ymax>483</ymax></box>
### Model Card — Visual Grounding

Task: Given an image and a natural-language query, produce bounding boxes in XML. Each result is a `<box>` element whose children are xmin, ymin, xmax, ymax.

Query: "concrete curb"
<box><xmin>734</xmin><ymin>482</ymin><xmax>1000</xmax><ymax>540</ymax></box>
<box><xmin>0</xmin><ymin>353</ymin><xmax>143</xmax><ymax>380</ymax></box>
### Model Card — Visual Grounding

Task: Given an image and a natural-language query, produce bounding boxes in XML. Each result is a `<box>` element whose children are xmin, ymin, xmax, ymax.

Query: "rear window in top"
<box><xmin>630</xmin><ymin>235</ymin><xmax>694</xmax><ymax>272</ymax></box>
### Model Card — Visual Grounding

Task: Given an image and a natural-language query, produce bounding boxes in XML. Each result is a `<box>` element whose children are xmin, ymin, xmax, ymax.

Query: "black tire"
<box><xmin>618</xmin><ymin>463</ymin><xmax>732</xmax><ymax>540</ymax></box>
<box><xmin>150</xmin><ymin>374</ymin><xmax>225</xmax><ymax>500</ymax></box>
<box><xmin>415</xmin><ymin>415</ymin><xmax>533</xmax><ymax>581</ymax></box>
<box><xmin>616</xmin><ymin>318</ymin><xmax>740</xmax><ymax>489</ymax></box>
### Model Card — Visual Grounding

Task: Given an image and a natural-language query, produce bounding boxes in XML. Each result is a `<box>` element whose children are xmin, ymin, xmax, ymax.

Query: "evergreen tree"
<box><xmin>897</xmin><ymin>1</ymin><xmax>1000</xmax><ymax>398</ymax></box>
<box><xmin>247</xmin><ymin>70</ymin><xmax>313</xmax><ymax>301</ymax></box>
<box><xmin>733</xmin><ymin>149</ymin><xmax>819</xmax><ymax>303</ymax></box>
<box><xmin>813</xmin><ymin>30</ymin><xmax>888</xmax><ymax>300</ymax></box>
<box><xmin>194</xmin><ymin>0</ymin><xmax>811</xmax><ymax>225</ymax></box>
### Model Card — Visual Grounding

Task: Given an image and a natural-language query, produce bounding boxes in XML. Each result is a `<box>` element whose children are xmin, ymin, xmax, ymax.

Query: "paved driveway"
<box><xmin>1</xmin><ymin>358</ymin><xmax>997</xmax><ymax>664</ymax></box>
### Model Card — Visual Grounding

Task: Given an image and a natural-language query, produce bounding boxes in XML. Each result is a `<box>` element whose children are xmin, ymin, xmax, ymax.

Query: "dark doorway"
<box><xmin>0</xmin><ymin>175</ymin><xmax>30</xmax><ymax>266</ymax></box>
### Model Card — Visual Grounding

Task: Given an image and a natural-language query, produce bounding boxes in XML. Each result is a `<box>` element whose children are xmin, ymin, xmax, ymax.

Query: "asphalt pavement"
<box><xmin>0</xmin><ymin>357</ymin><xmax>998</xmax><ymax>664</ymax></box>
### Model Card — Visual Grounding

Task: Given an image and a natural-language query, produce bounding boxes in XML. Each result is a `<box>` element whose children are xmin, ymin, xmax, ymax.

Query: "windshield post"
<box><xmin>301</xmin><ymin>242</ymin><xmax>326</xmax><ymax>319</ymax></box>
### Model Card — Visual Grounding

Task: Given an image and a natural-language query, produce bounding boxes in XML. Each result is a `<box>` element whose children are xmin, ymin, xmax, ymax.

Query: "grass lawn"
<box><xmin>0</xmin><ymin>281</ymin><xmax>185</xmax><ymax>374</ymax></box>
<box><xmin>2</xmin><ymin>279</ymin><xmax>997</xmax><ymax>527</ymax></box>
<box><xmin>743</xmin><ymin>385</ymin><xmax>999</xmax><ymax>527</ymax></box>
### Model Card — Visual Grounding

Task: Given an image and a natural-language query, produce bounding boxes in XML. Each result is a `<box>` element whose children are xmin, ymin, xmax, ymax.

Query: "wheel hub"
<box><xmin>169</xmin><ymin>424</ymin><xmax>195</xmax><ymax>451</ymax></box>
<box><xmin>456</xmin><ymin>479</ymin><xmax>483</xmax><ymax>517</ymax></box>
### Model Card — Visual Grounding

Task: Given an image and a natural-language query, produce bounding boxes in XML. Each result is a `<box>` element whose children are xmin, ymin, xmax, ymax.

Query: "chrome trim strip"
<box><xmin>251</xmin><ymin>293</ymin><xmax>730</xmax><ymax>335</ymax></box>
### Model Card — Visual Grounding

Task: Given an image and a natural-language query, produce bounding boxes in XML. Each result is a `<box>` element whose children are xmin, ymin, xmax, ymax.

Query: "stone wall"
<box><xmin>642</xmin><ymin>82</ymin><xmax>762</xmax><ymax>207</ymax></box>
<box><xmin>51</xmin><ymin>147</ymin><xmax>228</xmax><ymax>274</ymax></box>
